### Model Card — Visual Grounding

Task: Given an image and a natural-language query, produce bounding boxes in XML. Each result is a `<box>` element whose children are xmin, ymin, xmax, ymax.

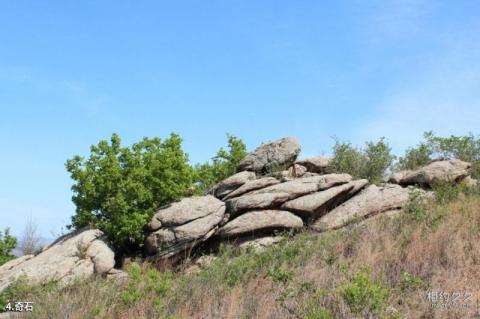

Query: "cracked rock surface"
<box><xmin>145</xmin><ymin>195</ymin><xmax>226</xmax><ymax>258</ymax></box>
<box><xmin>0</xmin><ymin>228</ymin><xmax>116</xmax><ymax>293</ymax></box>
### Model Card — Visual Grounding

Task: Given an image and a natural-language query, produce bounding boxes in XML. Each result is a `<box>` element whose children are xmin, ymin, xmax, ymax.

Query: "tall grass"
<box><xmin>3</xmin><ymin>186</ymin><xmax>480</xmax><ymax>318</ymax></box>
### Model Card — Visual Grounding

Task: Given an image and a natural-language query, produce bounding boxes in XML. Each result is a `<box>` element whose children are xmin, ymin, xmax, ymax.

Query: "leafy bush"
<box><xmin>405</xmin><ymin>187</ymin><xmax>429</xmax><ymax>221</ymax></box>
<box><xmin>193</xmin><ymin>134</ymin><xmax>247</xmax><ymax>193</ymax></box>
<box><xmin>331</xmin><ymin>138</ymin><xmax>395</xmax><ymax>184</ymax></box>
<box><xmin>397</xmin><ymin>132</ymin><xmax>480</xmax><ymax>178</ymax></box>
<box><xmin>66</xmin><ymin>133</ymin><xmax>194</xmax><ymax>254</ymax></box>
<box><xmin>397</xmin><ymin>142</ymin><xmax>432</xmax><ymax>170</ymax></box>
<box><xmin>120</xmin><ymin>264</ymin><xmax>173</xmax><ymax>308</ymax></box>
<box><xmin>341</xmin><ymin>271</ymin><xmax>389</xmax><ymax>315</ymax></box>
<box><xmin>0</xmin><ymin>228</ymin><xmax>17</xmax><ymax>266</ymax></box>
<box><xmin>400</xmin><ymin>272</ymin><xmax>427</xmax><ymax>291</ymax></box>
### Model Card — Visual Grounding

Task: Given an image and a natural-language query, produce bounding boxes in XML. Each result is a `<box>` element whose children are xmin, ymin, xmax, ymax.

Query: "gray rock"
<box><xmin>391</xmin><ymin>160</ymin><xmax>471</xmax><ymax>187</ymax></box>
<box><xmin>209</xmin><ymin>171</ymin><xmax>256</xmax><ymax>198</ymax></box>
<box><xmin>271</xmin><ymin>164</ymin><xmax>308</xmax><ymax>181</ymax></box>
<box><xmin>296</xmin><ymin>157</ymin><xmax>333</xmax><ymax>174</ymax></box>
<box><xmin>238</xmin><ymin>236</ymin><xmax>285</xmax><ymax>251</ymax></box>
<box><xmin>226</xmin><ymin>192</ymin><xmax>292</xmax><ymax>216</ymax></box>
<box><xmin>0</xmin><ymin>229</ymin><xmax>115</xmax><ymax>293</ymax></box>
<box><xmin>223</xmin><ymin>177</ymin><xmax>280</xmax><ymax>200</ymax></box>
<box><xmin>225</xmin><ymin>174</ymin><xmax>352</xmax><ymax>216</ymax></box>
<box><xmin>252</xmin><ymin>174</ymin><xmax>352</xmax><ymax>196</ymax></box>
<box><xmin>145</xmin><ymin>195</ymin><xmax>226</xmax><ymax>258</ymax></box>
<box><xmin>311</xmin><ymin>184</ymin><xmax>411</xmax><ymax>232</ymax></box>
<box><xmin>388</xmin><ymin>170</ymin><xmax>412</xmax><ymax>184</ymax></box>
<box><xmin>461</xmin><ymin>176</ymin><xmax>478</xmax><ymax>187</ymax></box>
<box><xmin>147</xmin><ymin>195</ymin><xmax>225</xmax><ymax>230</ymax></box>
<box><xmin>281</xmin><ymin>179</ymin><xmax>369</xmax><ymax>219</ymax></box>
<box><xmin>237</xmin><ymin>137</ymin><xmax>301</xmax><ymax>173</ymax></box>
<box><xmin>216</xmin><ymin>210</ymin><xmax>303</xmax><ymax>238</ymax></box>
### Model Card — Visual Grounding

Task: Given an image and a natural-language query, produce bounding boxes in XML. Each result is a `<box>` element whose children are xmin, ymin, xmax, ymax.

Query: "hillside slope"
<box><xmin>2</xmin><ymin>187</ymin><xmax>480</xmax><ymax>319</ymax></box>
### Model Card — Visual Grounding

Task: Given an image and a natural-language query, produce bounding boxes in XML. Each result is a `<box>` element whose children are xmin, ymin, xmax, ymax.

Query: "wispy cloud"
<box><xmin>0</xmin><ymin>66</ymin><xmax>109</xmax><ymax>115</ymax></box>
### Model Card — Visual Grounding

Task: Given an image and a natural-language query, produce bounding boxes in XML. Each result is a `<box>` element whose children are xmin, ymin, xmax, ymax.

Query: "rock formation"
<box><xmin>145</xmin><ymin>137</ymin><xmax>445</xmax><ymax>261</ymax></box>
<box><xmin>389</xmin><ymin>159</ymin><xmax>471</xmax><ymax>187</ymax></box>
<box><xmin>0</xmin><ymin>228</ymin><xmax>117</xmax><ymax>293</ymax></box>
<box><xmin>145</xmin><ymin>195</ymin><xmax>225</xmax><ymax>258</ymax></box>
<box><xmin>237</xmin><ymin>137</ymin><xmax>301</xmax><ymax>173</ymax></box>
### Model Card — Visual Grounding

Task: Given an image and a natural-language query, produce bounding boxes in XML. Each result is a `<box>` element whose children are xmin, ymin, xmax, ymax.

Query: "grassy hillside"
<box><xmin>3</xmin><ymin>185</ymin><xmax>480</xmax><ymax>319</ymax></box>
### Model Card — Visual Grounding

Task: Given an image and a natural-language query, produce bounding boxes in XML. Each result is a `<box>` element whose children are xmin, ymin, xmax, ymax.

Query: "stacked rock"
<box><xmin>145</xmin><ymin>137</ymin><xmax>428</xmax><ymax>261</ymax></box>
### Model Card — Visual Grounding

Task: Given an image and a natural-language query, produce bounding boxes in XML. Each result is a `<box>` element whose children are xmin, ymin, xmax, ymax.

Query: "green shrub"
<box><xmin>432</xmin><ymin>182</ymin><xmax>464</xmax><ymax>204</ymax></box>
<box><xmin>0</xmin><ymin>228</ymin><xmax>16</xmax><ymax>266</ymax></box>
<box><xmin>397</xmin><ymin>131</ymin><xmax>480</xmax><ymax>178</ymax></box>
<box><xmin>341</xmin><ymin>271</ymin><xmax>389</xmax><ymax>315</ymax></box>
<box><xmin>331</xmin><ymin>138</ymin><xmax>395</xmax><ymax>184</ymax></box>
<box><xmin>120</xmin><ymin>264</ymin><xmax>173</xmax><ymax>307</ymax></box>
<box><xmin>405</xmin><ymin>187</ymin><xmax>428</xmax><ymax>221</ymax></box>
<box><xmin>66</xmin><ymin>133</ymin><xmax>194</xmax><ymax>254</ymax></box>
<box><xmin>400</xmin><ymin>272</ymin><xmax>427</xmax><ymax>291</ymax></box>
<box><xmin>267</xmin><ymin>266</ymin><xmax>292</xmax><ymax>283</ymax></box>
<box><xmin>193</xmin><ymin>134</ymin><xmax>247</xmax><ymax>193</ymax></box>
<box><xmin>397</xmin><ymin>143</ymin><xmax>433</xmax><ymax>170</ymax></box>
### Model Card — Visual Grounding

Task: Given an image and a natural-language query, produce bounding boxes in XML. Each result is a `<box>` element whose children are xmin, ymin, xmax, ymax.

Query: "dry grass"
<box><xmin>4</xmin><ymin>188</ymin><xmax>480</xmax><ymax>318</ymax></box>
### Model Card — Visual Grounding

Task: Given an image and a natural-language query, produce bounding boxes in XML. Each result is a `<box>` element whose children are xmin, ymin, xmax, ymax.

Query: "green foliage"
<box><xmin>400</xmin><ymin>272</ymin><xmax>427</xmax><ymax>291</ymax></box>
<box><xmin>193</xmin><ymin>134</ymin><xmax>247</xmax><ymax>193</ymax></box>
<box><xmin>66</xmin><ymin>133</ymin><xmax>194</xmax><ymax>254</ymax></box>
<box><xmin>331</xmin><ymin>137</ymin><xmax>395</xmax><ymax>184</ymax></box>
<box><xmin>267</xmin><ymin>266</ymin><xmax>292</xmax><ymax>283</ymax></box>
<box><xmin>397</xmin><ymin>143</ymin><xmax>433</xmax><ymax>170</ymax></box>
<box><xmin>0</xmin><ymin>276</ymin><xmax>57</xmax><ymax>313</ymax></box>
<box><xmin>0</xmin><ymin>228</ymin><xmax>17</xmax><ymax>266</ymax></box>
<box><xmin>405</xmin><ymin>187</ymin><xmax>429</xmax><ymax>221</ymax></box>
<box><xmin>398</xmin><ymin>132</ymin><xmax>480</xmax><ymax>178</ymax></box>
<box><xmin>432</xmin><ymin>182</ymin><xmax>465</xmax><ymax>205</ymax></box>
<box><xmin>120</xmin><ymin>264</ymin><xmax>173</xmax><ymax>308</ymax></box>
<box><xmin>341</xmin><ymin>271</ymin><xmax>390</xmax><ymax>315</ymax></box>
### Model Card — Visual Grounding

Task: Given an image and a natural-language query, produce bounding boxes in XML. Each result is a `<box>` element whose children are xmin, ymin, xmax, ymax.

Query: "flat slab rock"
<box><xmin>281</xmin><ymin>179</ymin><xmax>369</xmax><ymax>219</ymax></box>
<box><xmin>225</xmin><ymin>174</ymin><xmax>352</xmax><ymax>216</ymax></box>
<box><xmin>311</xmin><ymin>184</ymin><xmax>411</xmax><ymax>232</ymax></box>
<box><xmin>209</xmin><ymin>171</ymin><xmax>256</xmax><ymax>199</ymax></box>
<box><xmin>0</xmin><ymin>229</ymin><xmax>115</xmax><ymax>293</ymax></box>
<box><xmin>145</xmin><ymin>195</ymin><xmax>226</xmax><ymax>258</ymax></box>
<box><xmin>237</xmin><ymin>137</ymin><xmax>301</xmax><ymax>173</ymax></box>
<box><xmin>223</xmin><ymin>177</ymin><xmax>280</xmax><ymax>200</ymax></box>
<box><xmin>390</xmin><ymin>159</ymin><xmax>471</xmax><ymax>187</ymax></box>
<box><xmin>216</xmin><ymin>210</ymin><xmax>303</xmax><ymax>238</ymax></box>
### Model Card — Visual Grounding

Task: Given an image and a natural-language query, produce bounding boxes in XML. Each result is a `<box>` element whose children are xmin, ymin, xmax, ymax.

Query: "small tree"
<box><xmin>397</xmin><ymin>132</ymin><xmax>480</xmax><ymax>178</ymax></box>
<box><xmin>19</xmin><ymin>218</ymin><xmax>42</xmax><ymax>255</ymax></box>
<box><xmin>66</xmin><ymin>133</ymin><xmax>194</xmax><ymax>254</ymax></box>
<box><xmin>194</xmin><ymin>134</ymin><xmax>247</xmax><ymax>193</ymax></box>
<box><xmin>331</xmin><ymin>138</ymin><xmax>395</xmax><ymax>184</ymax></box>
<box><xmin>0</xmin><ymin>228</ymin><xmax>17</xmax><ymax>266</ymax></box>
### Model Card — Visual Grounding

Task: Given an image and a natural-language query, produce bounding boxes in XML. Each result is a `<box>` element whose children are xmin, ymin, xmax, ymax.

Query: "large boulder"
<box><xmin>225</xmin><ymin>192</ymin><xmax>292</xmax><ymax>217</ymax></box>
<box><xmin>390</xmin><ymin>160</ymin><xmax>471</xmax><ymax>187</ymax></box>
<box><xmin>145</xmin><ymin>195</ymin><xmax>225</xmax><ymax>258</ymax></box>
<box><xmin>311</xmin><ymin>184</ymin><xmax>411</xmax><ymax>231</ymax></box>
<box><xmin>223</xmin><ymin>177</ymin><xmax>280</xmax><ymax>200</ymax></box>
<box><xmin>216</xmin><ymin>210</ymin><xmax>303</xmax><ymax>238</ymax></box>
<box><xmin>225</xmin><ymin>174</ymin><xmax>352</xmax><ymax>216</ymax></box>
<box><xmin>251</xmin><ymin>174</ymin><xmax>352</xmax><ymax>196</ymax></box>
<box><xmin>296</xmin><ymin>157</ymin><xmax>333</xmax><ymax>174</ymax></box>
<box><xmin>0</xmin><ymin>229</ymin><xmax>115</xmax><ymax>292</ymax></box>
<box><xmin>237</xmin><ymin>137</ymin><xmax>301</xmax><ymax>174</ymax></box>
<box><xmin>209</xmin><ymin>171</ymin><xmax>256</xmax><ymax>199</ymax></box>
<box><xmin>281</xmin><ymin>179</ymin><xmax>369</xmax><ymax>220</ymax></box>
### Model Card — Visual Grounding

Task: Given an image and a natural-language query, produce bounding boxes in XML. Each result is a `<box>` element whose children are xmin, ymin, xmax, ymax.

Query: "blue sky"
<box><xmin>1</xmin><ymin>1</ymin><xmax>479</xmax><ymax>239</ymax></box>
